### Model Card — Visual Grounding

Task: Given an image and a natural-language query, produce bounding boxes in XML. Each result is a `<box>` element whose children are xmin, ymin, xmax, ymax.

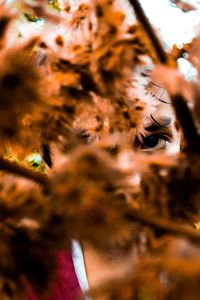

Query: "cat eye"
<box><xmin>141</xmin><ymin>134</ymin><xmax>170</xmax><ymax>151</ymax></box>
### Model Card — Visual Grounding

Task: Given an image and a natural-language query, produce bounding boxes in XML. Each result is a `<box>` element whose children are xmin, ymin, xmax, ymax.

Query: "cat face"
<box><xmin>73</xmin><ymin>77</ymin><xmax>181</xmax><ymax>156</ymax></box>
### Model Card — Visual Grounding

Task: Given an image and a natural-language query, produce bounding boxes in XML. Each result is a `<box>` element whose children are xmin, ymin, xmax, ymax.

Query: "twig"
<box><xmin>0</xmin><ymin>157</ymin><xmax>49</xmax><ymax>185</ymax></box>
<box><xmin>125</xmin><ymin>208</ymin><xmax>200</xmax><ymax>243</ymax></box>
<box><xmin>128</xmin><ymin>0</ymin><xmax>168</xmax><ymax>64</ymax></box>
<box><xmin>171</xmin><ymin>94</ymin><xmax>200</xmax><ymax>151</ymax></box>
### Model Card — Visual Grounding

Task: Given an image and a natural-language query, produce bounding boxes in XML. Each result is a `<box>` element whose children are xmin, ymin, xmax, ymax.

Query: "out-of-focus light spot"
<box><xmin>183</xmin><ymin>52</ymin><xmax>189</xmax><ymax>59</ymax></box>
<box><xmin>177</xmin><ymin>43</ymin><xmax>184</xmax><ymax>49</ymax></box>
<box><xmin>178</xmin><ymin>57</ymin><xmax>198</xmax><ymax>80</ymax></box>
<box><xmin>140</xmin><ymin>0</ymin><xmax>200</xmax><ymax>48</ymax></box>
<box><xmin>35</xmin><ymin>18</ymin><xmax>45</xmax><ymax>25</ymax></box>
<box><xmin>27</xmin><ymin>151</ymin><xmax>42</xmax><ymax>166</ymax></box>
<box><xmin>194</xmin><ymin>221</ymin><xmax>200</xmax><ymax>231</ymax></box>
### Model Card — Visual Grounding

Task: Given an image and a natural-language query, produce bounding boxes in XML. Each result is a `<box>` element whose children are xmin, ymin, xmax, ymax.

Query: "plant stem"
<box><xmin>0</xmin><ymin>157</ymin><xmax>49</xmax><ymax>185</ymax></box>
<box><xmin>128</xmin><ymin>0</ymin><xmax>168</xmax><ymax>64</ymax></box>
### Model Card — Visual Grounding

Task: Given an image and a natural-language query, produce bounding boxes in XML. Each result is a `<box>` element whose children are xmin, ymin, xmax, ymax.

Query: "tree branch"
<box><xmin>0</xmin><ymin>157</ymin><xmax>49</xmax><ymax>186</ymax></box>
<box><xmin>128</xmin><ymin>0</ymin><xmax>168</xmax><ymax>64</ymax></box>
<box><xmin>125</xmin><ymin>208</ymin><xmax>200</xmax><ymax>243</ymax></box>
<box><xmin>171</xmin><ymin>94</ymin><xmax>200</xmax><ymax>151</ymax></box>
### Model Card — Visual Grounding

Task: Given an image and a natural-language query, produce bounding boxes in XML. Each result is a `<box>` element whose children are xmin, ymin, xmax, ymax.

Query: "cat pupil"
<box><xmin>142</xmin><ymin>135</ymin><xmax>159</xmax><ymax>148</ymax></box>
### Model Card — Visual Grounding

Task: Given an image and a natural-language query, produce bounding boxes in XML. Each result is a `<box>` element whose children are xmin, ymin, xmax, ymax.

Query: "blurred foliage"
<box><xmin>49</xmin><ymin>0</ymin><xmax>61</xmax><ymax>11</ymax></box>
<box><xmin>0</xmin><ymin>1</ymin><xmax>200</xmax><ymax>300</ymax></box>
